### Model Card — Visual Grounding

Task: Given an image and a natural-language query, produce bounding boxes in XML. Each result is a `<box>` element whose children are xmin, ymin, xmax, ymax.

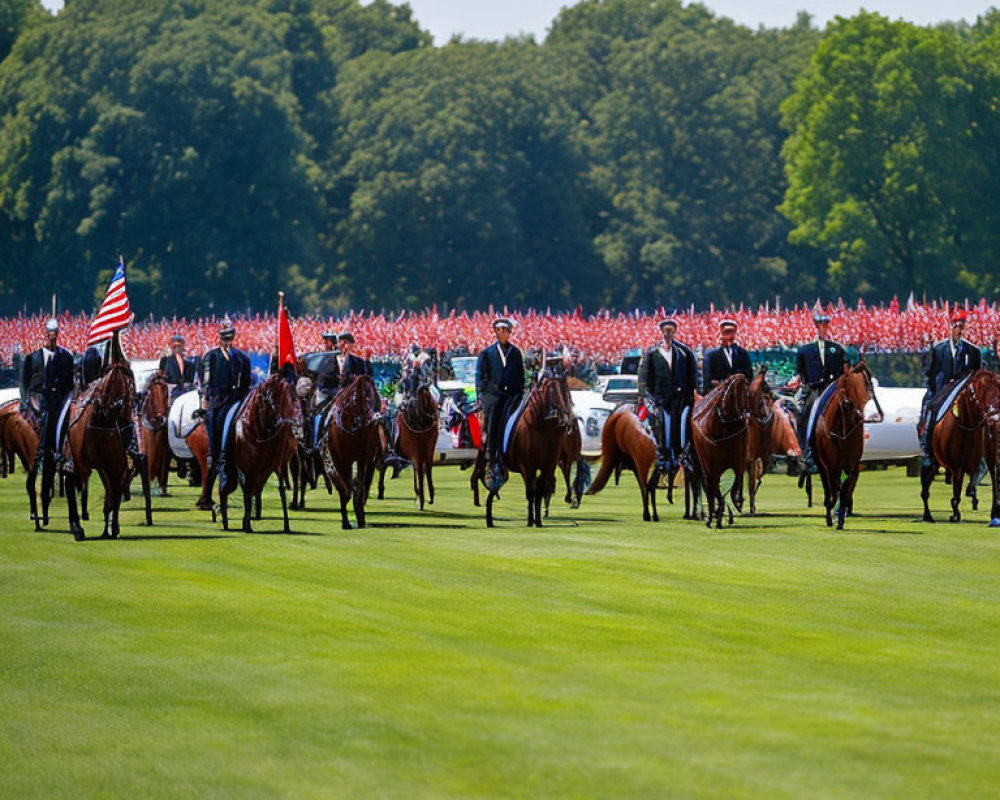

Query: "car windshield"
<box><xmin>452</xmin><ymin>357</ymin><xmax>477</xmax><ymax>383</ymax></box>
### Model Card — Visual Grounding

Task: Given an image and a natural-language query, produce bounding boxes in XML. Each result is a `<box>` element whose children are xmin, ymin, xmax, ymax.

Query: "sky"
<box><xmin>39</xmin><ymin>0</ymin><xmax>997</xmax><ymax>43</ymax></box>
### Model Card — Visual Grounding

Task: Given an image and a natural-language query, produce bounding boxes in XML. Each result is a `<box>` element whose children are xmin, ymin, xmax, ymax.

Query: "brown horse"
<box><xmin>1</xmin><ymin>403</ymin><xmax>43</xmax><ymax>523</ymax></box>
<box><xmin>744</xmin><ymin>368</ymin><xmax>775</xmax><ymax>516</ymax></box>
<box><xmin>0</xmin><ymin>400</ymin><xmax>20</xmax><ymax>477</ymax></box>
<box><xmin>321</xmin><ymin>375</ymin><xmax>382</xmax><ymax>529</ymax></box>
<box><xmin>218</xmin><ymin>375</ymin><xmax>299</xmax><ymax>533</ymax></box>
<box><xmin>586</xmin><ymin>405</ymin><xmax>660</xmax><ymax>521</ymax></box>
<box><xmin>393</xmin><ymin>384</ymin><xmax>439</xmax><ymax>510</ymax></box>
<box><xmin>139</xmin><ymin>374</ymin><xmax>171</xmax><ymax>496</ymax></box>
<box><xmin>812</xmin><ymin>361</ymin><xmax>881</xmax><ymax>529</ymax></box>
<box><xmin>63</xmin><ymin>362</ymin><xmax>151</xmax><ymax>540</ymax></box>
<box><xmin>920</xmin><ymin>368</ymin><xmax>1000</xmax><ymax>523</ymax></box>
<box><xmin>549</xmin><ymin>420</ymin><xmax>590</xmax><ymax>513</ymax></box>
<box><xmin>484</xmin><ymin>376</ymin><xmax>575</xmax><ymax>527</ymax></box>
<box><xmin>691</xmin><ymin>373</ymin><xmax>750</xmax><ymax>529</ymax></box>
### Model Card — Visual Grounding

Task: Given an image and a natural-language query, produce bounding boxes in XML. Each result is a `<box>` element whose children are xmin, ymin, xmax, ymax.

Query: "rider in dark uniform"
<box><xmin>795</xmin><ymin>312</ymin><xmax>849</xmax><ymax>472</ymax></box>
<box><xmin>476</xmin><ymin>317</ymin><xmax>525</xmax><ymax>487</ymax></box>
<box><xmin>314</xmin><ymin>331</ymin><xmax>341</xmax><ymax>402</ymax></box>
<box><xmin>637</xmin><ymin>317</ymin><xmax>698</xmax><ymax>471</ymax></box>
<box><xmin>21</xmin><ymin>318</ymin><xmax>75</xmax><ymax>470</ymax></box>
<box><xmin>159</xmin><ymin>334</ymin><xmax>197</xmax><ymax>400</ymax></box>
<box><xmin>702</xmin><ymin>318</ymin><xmax>753</xmax><ymax>391</ymax></box>
<box><xmin>78</xmin><ymin>342</ymin><xmax>106</xmax><ymax>389</ymax></box>
<box><xmin>918</xmin><ymin>309</ymin><xmax>982</xmax><ymax>466</ymax></box>
<box><xmin>336</xmin><ymin>331</ymin><xmax>372</xmax><ymax>387</ymax></box>
<box><xmin>200</xmin><ymin>320</ymin><xmax>252</xmax><ymax>491</ymax></box>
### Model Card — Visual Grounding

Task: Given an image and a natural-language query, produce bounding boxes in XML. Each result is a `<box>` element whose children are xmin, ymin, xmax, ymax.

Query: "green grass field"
<box><xmin>1</xmin><ymin>464</ymin><xmax>999</xmax><ymax>799</ymax></box>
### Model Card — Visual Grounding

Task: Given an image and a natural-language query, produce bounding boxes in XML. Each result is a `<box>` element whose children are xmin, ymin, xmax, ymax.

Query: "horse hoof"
<box><xmin>73</xmin><ymin>529</ymin><xmax>85</xmax><ymax>542</ymax></box>
<box><xmin>972</xmin><ymin>499</ymin><xmax>979</xmax><ymax>511</ymax></box>
<box><xmin>949</xmin><ymin>515</ymin><xmax>960</xmax><ymax>523</ymax></box>
<box><xmin>837</xmin><ymin>522</ymin><xmax>845</xmax><ymax>531</ymax></box>
<box><xmin>923</xmin><ymin>514</ymin><xmax>935</xmax><ymax>523</ymax></box>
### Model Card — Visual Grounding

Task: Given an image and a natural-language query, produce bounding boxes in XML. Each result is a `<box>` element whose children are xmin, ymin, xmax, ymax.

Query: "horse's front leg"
<box><xmin>28</xmin><ymin>458</ymin><xmax>41</xmax><ymax>531</ymax></box>
<box><xmin>413</xmin><ymin>462</ymin><xmax>424</xmax><ymax>510</ymax></box>
<box><xmin>278</xmin><ymin>472</ymin><xmax>291</xmax><ymax>533</ymax></box>
<box><xmin>138</xmin><ymin>453</ymin><xmax>153</xmax><ymax>526</ymax></box>
<box><xmin>820</xmin><ymin>468</ymin><xmax>837</xmax><ymax>528</ymax></box>
<box><xmin>65</xmin><ymin>472</ymin><xmax>84</xmax><ymax>541</ymax></box>
<box><xmin>377</xmin><ymin>461</ymin><xmax>387</xmax><ymax>500</ymax></box>
<box><xmin>524</xmin><ymin>471</ymin><xmax>536</xmax><ymax>527</ymax></box>
<box><xmin>426</xmin><ymin>463</ymin><xmax>435</xmax><ymax>505</ymax></box>
<box><xmin>639</xmin><ymin>468</ymin><xmax>652</xmax><ymax>522</ymax></box>
<box><xmin>241</xmin><ymin>482</ymin><xmax>254</xmax><ymax>533</ymax></box>
<box><xmin>949</xmin><ymin>470</ymin><xmax>964</xmax><ymax>523</ymax></box>
<box><xmin>837</xmin><ymin>469</ymin><xmax>856</xmax><ymax>530</ymax></box>
<box><xmin>100</xmin><ymin>471</ymin><xmax>114</xmax><ymax>538</ymax></box>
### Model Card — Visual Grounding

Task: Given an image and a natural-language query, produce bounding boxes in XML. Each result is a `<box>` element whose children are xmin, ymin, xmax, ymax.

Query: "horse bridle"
<box><xmin>715</xmin><ymin>377</ymin><xmax>749</xmax><ymax>426</ymax></box>
<box><xmin>828</xmin><ymin>370</ymin><xmax>881</xmax><ymax>441</ymax></box>
<box><xmin>539</xmin><ymin>379</ymin><xmax>575</xmax><ymax>430</ymax></box>
<box><xmin>400</xmin><ymin>387</ymin><xmax>438</xmax><ymax>434</ymax></box>
<box><xmin>249</xmin><ymin>381</ymin><xmax>299</xmax><ymax>443</ymax></box>
<box><xmin>953</xmin><ymin>372</ymin><xmax>1000</xmax><ymax>431</ymax></box>
<box><xmin>140</xmin><ymin>376</ymin><xmax>168</xmax><ymax>432</ymax></box>
<box><xmin>330</xmin><ymin>378</ymin><xmax>380</xmax><ymax>435</ymax></box>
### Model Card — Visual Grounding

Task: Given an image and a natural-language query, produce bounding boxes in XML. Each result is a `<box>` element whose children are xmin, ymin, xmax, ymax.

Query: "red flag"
<box><xmin>277</xmin><ymin>292</ymin><xmax>296</xmax><ymax>371</ymax></box>
<box><xmin>87</xmin><ymin>256</ymin><xmax>134</xmax><ymax>346</ymax></box>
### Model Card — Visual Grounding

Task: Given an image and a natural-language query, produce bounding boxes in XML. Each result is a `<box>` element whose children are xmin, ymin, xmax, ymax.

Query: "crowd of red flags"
<box><xmin>4</xmin><ymin>295</ymin><xmax>996</xmax><ymax>366</ymax></box>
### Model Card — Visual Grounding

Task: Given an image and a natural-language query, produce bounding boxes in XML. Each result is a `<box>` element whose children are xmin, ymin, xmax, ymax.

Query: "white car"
<box><xmin>570</xmin><ymin>390</ymin><xmax>616</xmax><ymax>458</ymax></box>
<box><xmin>862</xmin><ymin>383</ymin><xmax>923</xmax><ymax>463</ymax></box>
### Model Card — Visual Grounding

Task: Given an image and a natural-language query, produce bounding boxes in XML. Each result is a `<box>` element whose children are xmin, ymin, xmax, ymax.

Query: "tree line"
<box><xmin>0</xmin><ymin>0</ymin><xmax>997</xmax><ymax>317</ymax></box>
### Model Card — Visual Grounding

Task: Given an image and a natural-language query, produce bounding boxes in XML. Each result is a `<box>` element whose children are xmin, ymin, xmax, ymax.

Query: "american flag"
<box><xmin>86</xmin><ymin>256</ymin><xmax>135</xmax><ymax>346</ymax></box>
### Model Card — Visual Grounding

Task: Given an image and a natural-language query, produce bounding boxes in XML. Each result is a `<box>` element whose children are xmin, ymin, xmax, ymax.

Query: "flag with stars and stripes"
<box><xmin>86</xmin><ymin>256</ymin><xmax>134</xmax><ymax>346</ymax></box>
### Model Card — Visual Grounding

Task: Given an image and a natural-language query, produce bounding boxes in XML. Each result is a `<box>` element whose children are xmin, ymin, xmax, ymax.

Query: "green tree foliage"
<box><xmin>324</xmin><ymin>40</ymin><xmax>602</xmax><ymax>310</ymax></box>
<box><xmin>0</xmin><ymin>0</ymin><xmax>44</xmax><ymax>64</ymax></box>
<box><xmin>548</xmin><ymin>0</ymin><xmax>822</xmax><ymax>309</ymax></box>
<box><xmin>0</xmin><ymin>0</ymin><xmax>428</xmax><ymax>315</ymax></box>
<box><xmin>781</xmin><ymin>12</ymin><xmax>1000</xmax><ymax>300</ymax></box>
<box><xmin>5</xmin><ymin>0</ymin><xmax>998</xmax><ymax>320</ymax></box>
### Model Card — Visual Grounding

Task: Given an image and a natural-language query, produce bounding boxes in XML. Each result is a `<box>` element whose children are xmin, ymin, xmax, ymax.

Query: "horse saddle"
<box><xmin>221</xmin><ymin>394</ymin><xmax>253</xmax><ymax>459</ymax></box>
<box><xmin>501</xmin><ymin>393</ymin><xmax>531</xmax><ymax>456</ymax></box>
<box><xmin>934</xmin><ymin>373</ymin><xmax>972</xmax><ymax>423</ymax></box>
<box><xmin>55</xmin><ymin>391</ymin><xmax>82</xmax><ymax>450</ymax></box>
<box><xmin>805</xmin><ymin>381</ymin><xmax>839</xmax><ymax>447</ymax></box>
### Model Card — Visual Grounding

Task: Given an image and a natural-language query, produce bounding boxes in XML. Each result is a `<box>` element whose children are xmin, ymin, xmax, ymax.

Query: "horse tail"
<box><xmin>586</xmin><ymin>416</ymin><xmax>622</xmax><ymax>495</ymax></box>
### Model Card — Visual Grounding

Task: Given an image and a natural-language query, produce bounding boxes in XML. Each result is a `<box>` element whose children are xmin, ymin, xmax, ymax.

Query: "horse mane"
<box><xmin>748</xmin><ymin>369</ymin><xmax>773</xmax><ymax>424</ymax></box>
<box><xmin>693</xmin><ymin>373</ymin><xmax>748</xmax><ymax>423</ymax></box>
<box><xmin>332</xmin><ymin>375</ymin><xmax>380</xmax><ymax>432</ymax></box>
<box><xmin>141</xmin><ymin>373</ymin><xmax>170</xmax><ymax>425</ymax></box>
<box><xmin>242</xmin><ymin>374</ymin><xmax>297</xmax><ymax>441</ymax></box>
<box><xmin>524</xmin><ymin>375</ymin><xmax>574</xmax><ymax>426</ymax></box>
<box><xmin>90</xmin><ymin>362</ymin><xmax>135</xmax><ymax>425</ymax></box>
<box><xmin>400</xmin><ymin>384</ymin><xmax>437</xmax><ymax>432</ymax></box>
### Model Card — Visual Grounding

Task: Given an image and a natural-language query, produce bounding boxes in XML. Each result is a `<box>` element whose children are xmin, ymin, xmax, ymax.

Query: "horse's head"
<box><xmin>415</xmin><ymin>384</ymin><xmax>437</xmax><ymax>414</ymax></box>
<box><xmin>772</xmin><ymin>401</ymin><xmax>802</xmax><ymax>457</ymax></box>
<box><xmin>332</xmin><ymin>375</ymin><xmax>380</xmax><ymax>433</ymax></box>
<box><xmin>717</xmin><ymin>373</ymin><xmax>750</xmax><ymax>422</ymax></box>
<box><xmin>142</xmin><ymin>374</ymin><xmax>170</xmax><ymax>430</ymax></box>
<box><xmin>748</xmin><ymin>367</ymin><xmax>773</xmax><ymax>424</ymax></box>
<box><xmin>960</xmin><ymin>369</ymin><xmax>1000</xmax><ymax>426</ymax></box>
<box><xmin>259</xmin><ymin>374</ymin><xmax>298</xmax><ymax>425</ymax></box>
<box><xmin>532</xmin><ymin>376</ymin><xmax>575</xmax><ymax>429</ymax></box>
<box><xmin>85</xmin><ymin>362</ymin><xmax>135</xmax><ymax>429</ymax></box>
<box><xmin>842</xmin><ymin>361</ymin><xmax>877</xmax><ymax>418</ymax></box>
